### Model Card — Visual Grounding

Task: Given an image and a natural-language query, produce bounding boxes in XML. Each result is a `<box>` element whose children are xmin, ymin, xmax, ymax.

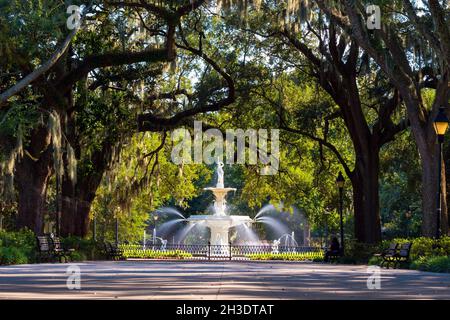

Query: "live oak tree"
<box><xmin>280</xmin><ymin>19</ymin><xmax>408</xmax><ymax>244</ymax></box>
<box><xmin>217</xmin><ymin>1</ymin><xmax>407</xmax><ymax>243</ymax></box>
<box><xmin>0</xmin><ymin>1</ymin><xmax>170</xmax><ymax>234</ymax></box>
<box><xmin>314</xmin><ymin>0</ymin><xmax>449</xmax><ymax>236</ymax></box>
<box><xmin>0</xmin><ymin>0</ymin><xmax>72</xmax><ymax>234</ymax></box>
<box><xmin>0</xmin><ymin>0</ymin><xmax>216</xmax><ymax>235</ymax></box>
<box><xmin>54</xmin><ymin>0</ymin><xmax>237</xmax><ymax>237</ymax></box>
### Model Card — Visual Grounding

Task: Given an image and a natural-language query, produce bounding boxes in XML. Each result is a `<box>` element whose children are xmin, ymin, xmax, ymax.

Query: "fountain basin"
<box><xmin>187</xmin><ymin>215</ymin><xmax>253</xmax><ymax>246</ymax></box>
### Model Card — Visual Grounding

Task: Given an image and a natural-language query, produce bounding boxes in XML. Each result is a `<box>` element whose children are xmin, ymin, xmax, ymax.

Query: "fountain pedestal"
<box><xmin>209</xmin><ymin>223</ymin><xmax>230</xmax><ymax>247</ymax></box>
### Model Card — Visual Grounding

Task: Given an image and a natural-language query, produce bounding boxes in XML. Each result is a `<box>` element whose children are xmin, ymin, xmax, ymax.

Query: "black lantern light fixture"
<box><xmin>433</xmin><ymin>107</ymin><xmax>449</xmax><ymax>239</ymax></box>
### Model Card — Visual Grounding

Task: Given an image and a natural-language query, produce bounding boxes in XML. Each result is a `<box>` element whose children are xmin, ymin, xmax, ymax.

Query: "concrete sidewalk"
<box><xmin>0</xmin><ymin>261</ymin><xmax>449</xmax><ymax>299</ymax></box>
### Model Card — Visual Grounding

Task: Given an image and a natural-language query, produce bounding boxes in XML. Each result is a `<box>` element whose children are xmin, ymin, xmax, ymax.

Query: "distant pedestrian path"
<box><xmin>0</xmin><ymin>261</ymin><xmax>449</xmax><ymax>299</ymax></box>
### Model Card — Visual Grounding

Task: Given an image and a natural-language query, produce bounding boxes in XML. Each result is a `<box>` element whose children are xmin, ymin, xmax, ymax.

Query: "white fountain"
<box><xmin>187</xmin><ymin>159</ymin><xmax>253</xmax><ymax>249</ymax></box>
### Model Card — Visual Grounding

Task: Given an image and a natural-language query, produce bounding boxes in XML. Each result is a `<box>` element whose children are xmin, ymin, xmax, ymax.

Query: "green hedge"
<box><xmin>120</xmin><ymin>245</ymin><xmax>193</xmax><ymax>259</ymax></box>
<box><xmin>247</xmin><ymin>251</ymin><xmax>324</xmax><ymax>261</ymax></box>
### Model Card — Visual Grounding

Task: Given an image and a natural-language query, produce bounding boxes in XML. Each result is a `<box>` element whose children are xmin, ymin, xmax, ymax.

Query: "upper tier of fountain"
<box><xmin>203</xmin><ymin>159</ymin><xmax>236</xmax><ymax>216</ymax></box>
<box><xmin>203</xmin><ymin>186</ymin><xmax>236</xmax><ymax>216</ymax></box>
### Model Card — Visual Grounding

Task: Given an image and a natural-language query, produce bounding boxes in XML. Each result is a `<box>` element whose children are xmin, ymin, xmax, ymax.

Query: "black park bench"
<box><xmin>375</xmin><ymin>242</ymin><xmax>412</xmax><ymax>268</ymax></box>
<box><xmin>36</xmin><ymin>235</ymin><xmax>75</xmax><ymax>263</ymax></box>
<box><xmin>374</xmin><ymin>242</ymin><xmax>398</xmax><ymax>268</ymax></box>
<box><xmin>36</xmin><ymin>236</ymin><xmax>53</xmax><ymax>263</ymax></box>
<box><xmin>392</xmin><ymin>242</ymin><xmax>412</xmax><ymax>268</ymax></box>
<box><xmin>324</xmin><ymin>248</ymin><xmax>342</xmax><ymax>262</ymax></box>
<box><xmin>49</xmin><ymin>236</ymin><xmax>75</xmax><ymax>263</ymax></box>
<box><xmin>103</xmin><ymin>242</ymin><xmax>124</xmax><ymax>261</ymax></box>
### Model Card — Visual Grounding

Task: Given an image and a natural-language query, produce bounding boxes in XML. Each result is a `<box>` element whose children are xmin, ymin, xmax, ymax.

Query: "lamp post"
<box><xmin>115</xmin><ymin>207</ymin><xmax>120</xmax><ymax>246</ymax></box>
<box><xmin>405</xmin><ymin>210</ymin><xmax>412</xmax><ymax>238</ymax></box>
<box><xmin>324</xmin><ymin>209</ymin><xmax>331</xmax><ymax>247</ymax></box>
<box><xmin>336</xmin><ymin>172</ymin><xmax>345</xmax><ymax>255</ymax></box>
<box><xmin>93</xmin><ymin>214</ymin><xmax>97</xmax><ymax>242</ymax></box>
<box><xmin>433</xmin><ymin>107</ymin><xmax>449</xmax><ymax>239</ymax></box>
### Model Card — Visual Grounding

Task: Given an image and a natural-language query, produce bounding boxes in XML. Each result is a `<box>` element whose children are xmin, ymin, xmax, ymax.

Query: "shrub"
<box><xmin>340</xmin><ymin>240</ymin><xmax>380</xmax><ymax>264</ymax></box>
<box><xmin>410</xmin><ymin>256</ymin><xmax>450</xmax><ymax>273</ymax></box>
<box><xmin>62</xmin><ymin>236</ymin><xmax>102</xmax><ymax>260</ymax></box>
<box><xmin>0</xmin><ymin>231</ymin><xmax>105</xmax><ymax>265</ymax></box>
<box><xmin>0</xmin><ymin>229</ymin><xmax>36</xmax><ymax>250</ymax></box>
<box><xmin>0</xmin><ymin>247</ymin><xmax>29</xmax><ymax>265</ymax></box>
<box><xmin>0</xmin><ymin>229</ymin><xmax>36</xmax><ymax>264</ymax></box>
<box><xmin>69</xmin><ymin>251</ymin><xmax>87</xmax><ymax>262</ymax></box>
<box><xmin>349</xmin><ymin>237</ymin><xmax>450</xmax><ymax>266</ymax></box>
<box><xmin>367</xmin><ymin>237</ymin><xmax>450</xmax><ymax>273</ymax></box>
<box><xmin>368</xmin><ymin>255</ymin><xmax>383</xmax><ymax>266</ymax></box>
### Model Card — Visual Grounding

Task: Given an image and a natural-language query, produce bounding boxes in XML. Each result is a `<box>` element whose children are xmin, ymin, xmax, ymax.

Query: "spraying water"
<box><xmin>278</xmin><ymin>232</ymin><xmax>298</xmax><ymax>247</ymax></box>
<box><xmin>156</xmin><ymin>207</ymin><xmax>186</xmax><ymax>219</ymax></box>
<box><xmin>234</xmin><ymin>224</ymin><xmax>260</xmax><ymax>244</ymax></box>
<box><xmin>254</xmin><ymin>204</ymin><xmax>279</xmax><ymax>220</ymax></box>
<box><xmin>157</xmin><ymin>219</ymin><xmax>186</xmax><ymax>238</ymax></box>
<box><xmin>175</xmin><ymin>222</ymin><xmax>202</xmax><ymax>244</ymax></box>
<box><xmin>255</xmin><ymin>216</ymin><xmax>290</xmax><ymax>238</ymax></box>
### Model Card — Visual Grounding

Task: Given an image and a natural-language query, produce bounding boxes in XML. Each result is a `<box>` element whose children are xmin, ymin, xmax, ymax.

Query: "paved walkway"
<box><xmin>0</xmin><ymin>261</ymin><xmax>449</xmax><ymax>299</ymax></box>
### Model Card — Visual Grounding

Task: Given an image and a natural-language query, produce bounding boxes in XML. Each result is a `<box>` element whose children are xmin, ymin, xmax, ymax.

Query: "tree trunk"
<box><xmin>60</xmin><ymin>140</ymin><xmax>112</xmax><ymax>237</ymax></box>
<box><xmin>419</xmin><ymin>142</ymin><xmax>449</xmax><ymax>237</ymax></box>
<box><xmin>446</xmin><ymin>141</ymin><xmax>450</xmax><ymax>235</ymax></box>
<box><xmin>60</xmin><ymin>177</ymin><xmax>96</xmax><ymax>237</ymax></box>
<box><xmin>351</xmin><ymin>148</ymin><xmax>382</xmax><ymax>243</ymax></box>
<box><xmin>15</xmin><ymin>127</ymin><xmax>52</xmax><ymax>235</ymax></box>
<box><xmin>420</xmin><ymin>150</ymin><xmax>438</xmax><ymax>237</ymax></box>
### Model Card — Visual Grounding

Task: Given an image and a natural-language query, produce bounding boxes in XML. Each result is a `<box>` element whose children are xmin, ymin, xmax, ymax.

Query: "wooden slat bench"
<box><xmin>103</xmin><ymin>242</ymin><xmax>124</xmax><ymax>261</ymax></box>
<box><xmin>36</xmin><ymin>235</ymin><xmax>75</xmax><ymax>263</ymax></box>
<box><xmin>36</xmin><ymin>236</ymin><xmax>53</xmax><ymax>263</ymax></box>
<box><xmin>374</xmin><ymin>242</ymin><xmax>412</xmax><ymax>269</ymax></box>
<box><xmin>392</xmin><ymin>242</ymin><xmax>412</xmax><ymax>268</ymax></box>
<box><xmin>50</xmin><ymin>236</ymin><xmax>75</xmax><ymax>263</ymax></box>
<box><xmin>374</xmin><ymin>242</ymin><xmax>398</xmax><ymax>268</ymax></box>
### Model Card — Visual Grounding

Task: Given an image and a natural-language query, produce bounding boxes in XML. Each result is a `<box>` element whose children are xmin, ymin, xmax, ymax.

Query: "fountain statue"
<box><xmin>216</xmin><ymin>159</ymin><xmax>224</xmax><ymax>188</ymax></box>
<box><xmin>271</xmin><ymin>239</ymin><xmax>280</xmax><ymax>254</ymax></box>
<box><xmin>187</xmin><ymin>159</ymin><xmax>253</xmax><ymax>253</ymax></box>
<box><xmin>160</xmin><ymin>239</ymin><xmax>167</xmax><ymax>251</ymax></box>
